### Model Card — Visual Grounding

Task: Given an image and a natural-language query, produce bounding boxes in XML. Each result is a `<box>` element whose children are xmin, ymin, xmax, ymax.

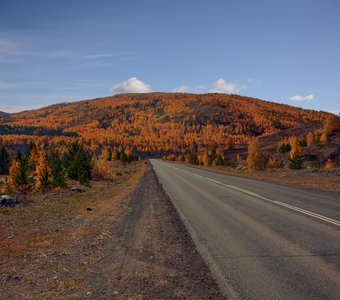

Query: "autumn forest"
<box><xmin>0</xmin><ymin>92</ymin><xmax>339</xmax><ymax>193</ymax></box>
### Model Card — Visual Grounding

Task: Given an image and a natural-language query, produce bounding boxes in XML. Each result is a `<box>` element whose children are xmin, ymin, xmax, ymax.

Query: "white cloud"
<box><xmin>172</xmin><ymin>85</ymin><xmax>189</xmax><ymax>93</ymax></box>
<box><xmin>111</xmin><ymin>77</ymin><xmax>152</xmax><ymax>94</ymax></box>
<box><xmin>210</xmin><ymin>78</ymin><xmax>241</xmax><ymax>93</ymax></box>
<box><xmin>290</xmin><ymin>94</ymin><xmax>315</xmax><ymax>102</ymax></box>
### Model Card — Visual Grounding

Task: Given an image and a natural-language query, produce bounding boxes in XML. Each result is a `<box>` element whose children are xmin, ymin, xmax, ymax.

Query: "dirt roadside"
<box><xmin>1</xmin><ymin>162</ymin><xmax>145</xmax><ymax>299</ymax></box>
<box><xmin>171</xmin><ymin>161</ymin><xmax>340</xmax><ymax>193</ymax></box>
<box><xmin>89</xmin><ymin>163</ymin><xmax>224</xmax><ymax>299</ymax></box>
<box><xmin>1</xmin><ymin>162</ymin><xmax>224</xmax><ymax>299</ymax></box>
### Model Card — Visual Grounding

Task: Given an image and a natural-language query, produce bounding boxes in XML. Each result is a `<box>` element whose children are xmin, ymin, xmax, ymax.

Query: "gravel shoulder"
<box><xmin>94</xmin><ymin>162</ymin><xmax>223</xmax><ymax>299</ymax></box>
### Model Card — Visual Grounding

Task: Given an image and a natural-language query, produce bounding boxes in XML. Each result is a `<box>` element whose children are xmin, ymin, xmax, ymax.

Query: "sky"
<box><xmin>0</xmin><ymin>0</ymin><xmax>339</xmax><ymax>114</ymax></box>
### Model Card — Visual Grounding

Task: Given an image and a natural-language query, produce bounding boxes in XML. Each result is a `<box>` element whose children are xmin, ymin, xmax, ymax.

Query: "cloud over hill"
<box><xmin>111</xmin><ymin>77</ymin><xmax>152</xmax><ymax>94</ymax></box>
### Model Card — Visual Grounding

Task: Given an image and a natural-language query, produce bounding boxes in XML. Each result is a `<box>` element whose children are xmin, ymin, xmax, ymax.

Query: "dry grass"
<box><xmin>0</xmin><ymin>160</ymin><xmax>146</xmax><ymax>299</ymax></box>
<box><xmin>230</xmin><ymin>168</ymin><xmax>340</xmax><ymax>193</ymax></box>
<box><xmin>174</xmin><ymin>162</ymin><xmax>340</xmax><ymax>193</ymax></box>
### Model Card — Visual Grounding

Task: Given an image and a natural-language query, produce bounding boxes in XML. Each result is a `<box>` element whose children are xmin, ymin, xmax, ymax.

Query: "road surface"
<box><xmin>151</xmin><ymin>159</ymin><xmax>340</xmax><ymax>299</ymax></box>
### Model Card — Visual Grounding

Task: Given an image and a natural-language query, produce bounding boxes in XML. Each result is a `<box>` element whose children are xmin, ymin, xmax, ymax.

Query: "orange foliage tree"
<box><xmin>34</xmin><ymin>151</ymin><xmax>53</xmax><ymax>192</ymax></box>
<box><xmin>246</xmin><ymin>139</ymin><xmax>268</xmax><ymax>170</ymax></box>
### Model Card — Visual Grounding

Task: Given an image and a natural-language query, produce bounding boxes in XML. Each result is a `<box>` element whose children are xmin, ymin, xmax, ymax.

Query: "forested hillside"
<box><xmin>0</xmin><ymin>112</ymin><xmax>10</xmax><ymax>119</ymax></box>
<box><xmin>0</xmin><ymin>93</ymin><xmax>332</xmax><ymax>156</ymax></box>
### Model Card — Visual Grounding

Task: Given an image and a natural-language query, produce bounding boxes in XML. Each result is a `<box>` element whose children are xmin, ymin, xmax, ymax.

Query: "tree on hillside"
<box><xmin>48</xmin><ymin>150</ymin><xmax>67</xmax><ymax>188</ymax></box>
<box><xmin>63</xmin><ymin>141</ymin><xmax>93</xmax><ymax>184</ymax></box>
<box><xmin>277</xmin><ymin>139</ymin><xmax>291</xmax><ymax>153</ymax></box>
<box><xmin>299</xmin><ymin>138</ymin><xmax>307</xmax><ymax>147</ymax></box>
<box><xmin>35</xmin><ymin>151</ymin><xmax>53</xmax><ymax>192</ymax></box>
<box><xmin>111</xmin><ymin>150</ymin><xmax>118</xmax><ymax>160</ymax></box>
<box><xmin>246</xmin><ymin>139</ymin><xmax>268</xmax><ymax>170</ymax></box>
<box><xmin>120</xmin><ymin>149</ymin><xmax>128</xmax><ymax>164</ymax></box>
<box><xmin>0</xmin><ymin>146</ymin><xmax>10</xmax><ymax>175</ymax></box>
<box><xmin>2</xmin><ymin>159</ymin><xmax>26</xmax><ymax>193</ymax></box>
<box><xmin>306</xmin><ymin>132</ymin><xmax>315</xmax><ymax>147</ymax></box>
<box><xmin>214</xmin><ymin>148</ymin><xmax>225</xmax><ymax>166</ymax></box>
<box><xmin>325</xmin><ymin>115</ymin><xmax>340</xmax><ymax>133</ymax></box>
<box><xmin>324</xmin><ymin>159</ymin><xmax>334</xmax><ymax>170</ymax></box>
<box><xmin>202</xmin><ymin>152</ymin><xmax>209</xmax><ymax>167</ymax></box>
<box><xmin>17</xmin><ymin>152</ymin><xmax>29</xmax><ymax>186</ymax></box>
<box><xmin>225</xmin><ymin>136</ymin><xmax>234</xmax><ymax>150</ymax></box>
<box><xmin>320</xmin><ymin>132</ymin><xmax>329</xmax><ymax>143</ymax></box>
<box><xmin>101</xmin><ymin>147</ymin><xmax>111</xmax><ymax>161</ymax></box>
<box><xmin>28</xmin><ymin>143</ymin><xmax>40</xmax><ymax>172</ymax></box>
<box><xmin>289</xmin><ymin>138</ymin><xmax>303</xmax><ymax>169</ymax></box>
<box><xmin>94</xmin><ymin>148</ymin><xmax>112</xmax><ymax>180</ymax></box>
<box><xmin>189</xmin><ymin>153</ymin><xmax>199</xmax><ymax>165</ymax></box>
<box><xmin>214</xmin><ymin>154</ymin><xmax>225</xmax><ymax>166</ymax></box>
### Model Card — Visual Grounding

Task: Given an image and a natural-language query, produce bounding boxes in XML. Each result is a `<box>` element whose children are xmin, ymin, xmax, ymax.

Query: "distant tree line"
<box><xmin>0</xmin><ymin>139</ymin><xmax>140</xmax><ymax>194</ymax></box>
<box><xmin>162</xmin><ymin>143</ymin><xmax>238</xmax><ymax>168</ymax></box>
<box><xmin>0</xmin><ymin>125</ymin><xmax>77</xmax><ymax>137</ymax></box>
<box><xmin>162</xmin><ymin>116</ymin><xmax>339</xmax><ymax>172</ymax></box>
<box><xmin>1</xmin><ymin>141</ymin><xmax>93</xmax><ymax>194</ymax></box>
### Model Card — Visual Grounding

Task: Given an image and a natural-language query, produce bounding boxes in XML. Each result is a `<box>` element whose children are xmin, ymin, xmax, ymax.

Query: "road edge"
<box><xmin>150</xmin><ymin>159</ymin><xmax>238</xmax><ymax>299</ymax></box>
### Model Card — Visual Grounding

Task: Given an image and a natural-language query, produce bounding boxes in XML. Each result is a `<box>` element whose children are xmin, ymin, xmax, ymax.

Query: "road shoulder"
<box><xmin>94</xmin><ymin>162</ymin><xmax>224</xmax><ymax>299</ymax></box>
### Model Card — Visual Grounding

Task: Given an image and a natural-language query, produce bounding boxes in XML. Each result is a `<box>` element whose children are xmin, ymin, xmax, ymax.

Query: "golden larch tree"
<box><xmin>289</xmin><ymin>137</ymin><xmax>302</xmax><ymax>159</ymax></box>
<box><xmin>306</xmin><ymin>132</ymin><xmax>314</xmax><ymax>146</ymax></box>
<box><xmin>320</xmin><ymin>132</ymin><xmax>328</xmax><ymax>143</ymax></box>
<box><xmin>324</xmin><ymin>159</ymin><xmax>334</xmax><ymax>170</ymax></box>
<box><xmin>2</xmin><ymin>159</ymin><xmax>22</xmax><ymax>193</ymax></box>
<box><xmin>35</xmin><ymin>152</ymin><xmax>53</xmax><ymax>192</ymax></box>
<box><xmin>246</xmin><ymin>138</ymin><xmax>268</xmax><ymax>170</ymax></box>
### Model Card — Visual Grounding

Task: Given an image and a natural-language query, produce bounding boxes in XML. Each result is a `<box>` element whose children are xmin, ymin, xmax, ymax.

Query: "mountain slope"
<box><xmin>0</xmin><ymin>93</ymin><xmax>332</xmax><ymax>154</ymax></box>
<box><xmin>0</xmin><ymin>111</ymin><xmax>10</xmax><ymax>119</ymax></box>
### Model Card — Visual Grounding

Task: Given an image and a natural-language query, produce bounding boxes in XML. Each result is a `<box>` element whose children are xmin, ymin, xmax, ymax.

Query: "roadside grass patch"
<box><xmin>0</xmin><ymin>161</ymin><xmax>146</xmax><ymax>299</ymax></box>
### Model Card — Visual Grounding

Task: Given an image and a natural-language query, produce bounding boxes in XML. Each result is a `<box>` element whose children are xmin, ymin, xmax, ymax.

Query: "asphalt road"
<box><xmin>151</xmin><ymin>159</ymin><xmax>340</xmax><ymax>300</ymax></box>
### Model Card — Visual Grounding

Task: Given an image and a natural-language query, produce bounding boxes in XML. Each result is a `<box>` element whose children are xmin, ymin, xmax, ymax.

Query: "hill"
<box><xmin>0</xmin><ymin>111</ymin><xmax>10</xmax><ymax>119</ymax></box>
<box><xmin>0</xmin><ymin>93</ymin><xmax>333</xmax><ymax>156</ymax></box>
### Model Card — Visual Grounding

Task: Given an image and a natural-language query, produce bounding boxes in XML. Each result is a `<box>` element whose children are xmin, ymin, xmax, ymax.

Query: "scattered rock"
<box><xmin>70</xmin><ymin>187</ymin><xmax>85</xmax><ymax>193</ymax></box>
<box><xmin>0</xmin><ymin>195</ymin><xmax>22</xmax><ymax>207</ymax></box>
<box><xmin>236</xmin><ymin>165</ymin><xmax>247</xmax><ymax>171</ymax></box>
<box><xmin>86</xmin><ymin>207</ymin><xmax>92</xmax><ymax>212</ymax></box>
<box><xmin>6</xmin><ymin>274</ymin><xmax>22</xmax><ymax>281</ymax></box>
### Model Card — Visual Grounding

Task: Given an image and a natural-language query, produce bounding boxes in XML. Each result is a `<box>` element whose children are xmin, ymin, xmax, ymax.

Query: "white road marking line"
<box><xmin>170</xmin><ymin>165</ymin><xmax>340</xmax><ymax>227</ymax></box>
